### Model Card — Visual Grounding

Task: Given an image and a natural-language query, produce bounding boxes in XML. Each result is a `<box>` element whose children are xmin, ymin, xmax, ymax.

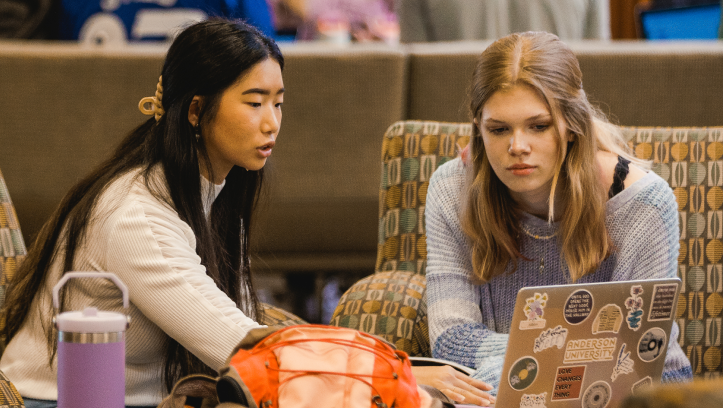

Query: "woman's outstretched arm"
<box><xmin>425</xmin><ymin>159</ymin><xmax>509</xmax><ymax>392</ymax></box>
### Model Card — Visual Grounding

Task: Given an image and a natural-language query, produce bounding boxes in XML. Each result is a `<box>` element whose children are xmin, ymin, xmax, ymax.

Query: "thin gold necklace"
<box><xmin>520</xmin><ymin>225</ymin><xmax>557</xmax><ymax>273</ymax></box>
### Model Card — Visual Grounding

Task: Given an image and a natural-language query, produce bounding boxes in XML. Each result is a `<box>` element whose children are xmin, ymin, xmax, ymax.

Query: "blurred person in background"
<box><xmin>271</xmin><ymin>0</ymin><xmax>400</xmax><ymax>44</ymax></box>
<box><xmin>395</xmin><ymin>0</ymin><xmax>610</xmax><ymax>42</ymax></box>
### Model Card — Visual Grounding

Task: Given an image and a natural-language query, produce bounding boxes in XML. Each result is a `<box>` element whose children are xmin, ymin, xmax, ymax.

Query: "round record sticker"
<box><xmin>637</xmin><ymin>327</ymin><xmax>667</xmax><ymax>362</ymax></box>
<box><xmin>564</xmin><ymin>289</ymin><xmax>593</xmax><ymax>325</ymax></box>
<box><xmin>508</xmin><ymin>356</ymin><xmax>539</xmax><ymax>391</ymax></box>
<box><xmin>582</xmin><ymin>380</ymin><xmax>612</xmax><ymax>408</ymax></box>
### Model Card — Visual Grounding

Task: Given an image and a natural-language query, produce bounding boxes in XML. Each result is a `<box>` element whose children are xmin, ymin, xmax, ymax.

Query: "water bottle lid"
<box><xmin>55</xmin><ymin>307</ymin><xmax>128</xmax><ymax>333</ymax></box>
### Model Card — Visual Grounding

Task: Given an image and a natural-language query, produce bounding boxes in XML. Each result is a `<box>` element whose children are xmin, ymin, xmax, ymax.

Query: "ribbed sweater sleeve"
<box><xmin>425</xmin><ymin>159</ymin><xmax>509</xmax><ymax>387</ymax></box>
<box><xmin>106</xmin><ymin>199</ymin><xmax>261</xmax><ymax>372</ymax></box>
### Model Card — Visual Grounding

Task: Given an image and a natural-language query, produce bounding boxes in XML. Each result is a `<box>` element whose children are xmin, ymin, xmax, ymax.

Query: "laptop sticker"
<box><xmin>581</xmin><ymin>381</ymin><xmax>612</xmax><ymax>408</ymax></box>
<box><xmin>637</xmin><ymin>327</ymin><xmax>667</xmax><ymax>362</ymax></box>
<box><xmin>624</xmin><ymin>285</ymin><xmax>644</xmax><ymax>331</ymax></box>
<box><xmin>551</xmin><ymin>365</ymin><xmax>586</xmax><ymax>401</ymax></box>
<box><xmin>592</xmin><ymin>304</ymin><xmax>623</xmax><ymax>334</ymax></box>
<box><xmin>520</xmin><ymin>392</ymin><xmax>547</xmax><ymax>408</ymax></box>
<box><xmin>610</xmin><ymin>343</ymin><xmax>634</xmax><ymax>382</ymax></box>
<box><xmin>564</xmin><ymin>289</ymin><xmax>593</xmax><ymax>325</ymax></box>
<box><xmin>631</xmin><ymin>376</ymin><xmax>653</xmax><ymax>395</ymax></box>
<box><xmin>508</xmin><ymin>356</ymin><xmax>539</xmax><ymax>391</ymax></box>
<box><xmin>533</xmin><ymin>325</ymin><xmax>568</xmax><ymax>353</ymax></box>
<box><xmin>564</xmin><ymin>338</ymin><xmax>617</xmax><ymax>364</ymax></box>
<box><xmin>520</xmin><ymin>292</ymin><xmax>548</xmax><ymax>330</ymax></box>
<box><xmin>648</xmin><ymin>283</ymin><xmax>678</xmax><ymax>321</ymax></box>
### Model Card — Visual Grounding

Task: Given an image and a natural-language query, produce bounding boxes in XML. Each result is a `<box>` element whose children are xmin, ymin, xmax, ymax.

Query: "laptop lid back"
<box><xmin>495</xmin><ymin>278</ymin><xmax>681</xmax><ymax>408</ymax></box>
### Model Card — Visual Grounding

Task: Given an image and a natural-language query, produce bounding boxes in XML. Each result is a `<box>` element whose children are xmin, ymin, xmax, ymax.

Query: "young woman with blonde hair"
<box><xmin>425</xmin><ymin>31</ymin><xmax>692</xmax><ymax>404</ymax></box>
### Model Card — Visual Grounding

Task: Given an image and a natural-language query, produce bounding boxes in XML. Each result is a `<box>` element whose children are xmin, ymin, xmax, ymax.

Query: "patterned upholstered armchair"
<box><xmin>0</xmin><ymin>169</ymin><xmax>28</xmax><ymax>356</ymax></box>
<box><xmin>331</xmin><ymin>120</ymin><xmax>723</xmax><ymax>379</ymax></box>
<box><xmin>0</xmin><ymin>168</ymin><xmax>28</xmax><ymax>407</ymax></box>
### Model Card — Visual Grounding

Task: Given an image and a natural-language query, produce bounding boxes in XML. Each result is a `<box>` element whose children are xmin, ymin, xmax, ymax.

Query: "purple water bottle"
<box><xmin>52</xmin><ymin>272</ymin><xmax>130</xmax><ymax>408</ymax></box>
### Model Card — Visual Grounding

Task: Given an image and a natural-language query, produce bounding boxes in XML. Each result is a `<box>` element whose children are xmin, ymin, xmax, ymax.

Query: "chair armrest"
<box><xmin>329</xmin><ymin>271</ymin><xmax>431</xmax><ymax>357</ymax></box>
<box><xmin>259</xmin><ymin>303</ymin><xmax>307</xmax><ymax>327</ymax></box>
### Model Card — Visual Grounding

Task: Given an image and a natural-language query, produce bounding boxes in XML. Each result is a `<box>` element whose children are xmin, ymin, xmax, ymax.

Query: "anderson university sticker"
<box><xmin>564</xmin><ymin>338</ymin><xmax>617</xmax><ymax>364</ymax></box>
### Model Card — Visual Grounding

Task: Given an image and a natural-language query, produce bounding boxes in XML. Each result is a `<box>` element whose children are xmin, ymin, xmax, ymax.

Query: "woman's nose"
<box><xmin>261</xmin><ymin>106</ymin><xmax>281</xmax><ymax>134</ymax></box>
<box><xmin>508</xmin><ymin>131</ymin><xmax>530</xmax><ymax>155</ymax></box>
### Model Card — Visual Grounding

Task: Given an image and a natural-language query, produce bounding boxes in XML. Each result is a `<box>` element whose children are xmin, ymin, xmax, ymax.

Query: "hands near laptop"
<box><xmin>412</xmin><ymin>365</ymin><xmax>496</xmax><ymax>406</ymax></box>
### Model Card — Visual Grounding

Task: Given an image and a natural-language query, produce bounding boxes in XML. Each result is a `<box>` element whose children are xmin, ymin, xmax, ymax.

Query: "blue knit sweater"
<box><xmin>425</xmin><ymin>158</ymin><xmax>693</xmax><ymax>395</ymax></box>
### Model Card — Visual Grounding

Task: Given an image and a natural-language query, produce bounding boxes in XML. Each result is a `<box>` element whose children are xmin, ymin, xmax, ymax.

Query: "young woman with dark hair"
<box><xmin>0</xmin><ymin>19</ymin><xmax>284</xmax><ymax>407</ymax></box>
<box><xmin>0</xmin><ymin>18</ymin><xmax>495</xmax><ymax>408</ymax></box>
<box><xmin>425</xmin><ymin>31</ymin><xmax>693</xmax><ymax>405</ymax></box>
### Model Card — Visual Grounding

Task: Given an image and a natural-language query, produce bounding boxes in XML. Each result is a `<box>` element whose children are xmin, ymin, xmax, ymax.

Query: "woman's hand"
<box><xmin>411</xmin><ymin>365</ymin><xmax>496</xmax><ymax>406</ymax></box>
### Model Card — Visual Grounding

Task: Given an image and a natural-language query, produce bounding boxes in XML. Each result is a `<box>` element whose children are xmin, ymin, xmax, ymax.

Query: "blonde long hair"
<box><xmin>462</xmin><ymin>32</ymin><xmax>644</xmax><ymax>283</ymax></box>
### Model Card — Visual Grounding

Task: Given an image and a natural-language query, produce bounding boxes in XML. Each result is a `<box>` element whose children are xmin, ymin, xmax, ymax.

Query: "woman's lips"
<box><xmin>257</xmin><ymin>141</ymin><xmax>275</xmax><ymax>158</ymax></box>
<box><xmin>508</xmin><ymin>163</ymin><xmax>535</xmax><ymax>176</ymax></box>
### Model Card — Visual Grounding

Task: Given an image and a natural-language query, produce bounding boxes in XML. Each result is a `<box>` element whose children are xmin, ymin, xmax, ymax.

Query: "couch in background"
<box><xmin>0</xmin><ymin>40</ymin><xmax>722</xmax><ymax>279</ymax></box>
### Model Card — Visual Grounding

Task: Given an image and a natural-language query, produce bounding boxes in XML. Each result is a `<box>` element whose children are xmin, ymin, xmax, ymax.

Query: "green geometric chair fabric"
<box><xmin>624</xmin><ymin>126</ymin><xmax>723</xmax><ymax>379</ymax></box>
<box><xmin>330</xmin><ymin>270</ymin><xmax>429</xmax><ymax>357</ymax></box>
<box><xmin>334</xmin><ymin>121</ymin><xmax>723</xmax><ymax>378</ymax></box>
<box><xmin>0</xmin><ymin>168</ymin><xmax>27</xmax><ymax>356</ymax></box>
<box><xmin>376</xmin><ymin>121</ymin><xmax>472</xmax><ymax>275</ymax></box>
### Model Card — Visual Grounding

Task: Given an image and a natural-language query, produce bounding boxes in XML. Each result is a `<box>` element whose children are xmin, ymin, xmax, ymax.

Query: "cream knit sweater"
<box><xmin>0</xmin><ymin>168</ymin><xmax>262</xmax><ymax>405</ymax></box>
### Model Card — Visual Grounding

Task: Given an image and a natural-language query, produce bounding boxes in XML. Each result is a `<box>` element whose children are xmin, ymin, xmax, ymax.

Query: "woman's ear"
<box><xmin>188</xmin><ymin>96</ymin><xmax>203</xmax><ymax>127</ymax></box>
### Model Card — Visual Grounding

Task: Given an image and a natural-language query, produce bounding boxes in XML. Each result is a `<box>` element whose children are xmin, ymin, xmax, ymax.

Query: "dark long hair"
<box><xmin>2</xmin><ymin>19</ymin><xmax>284</xmax><ymax>392</ymax></box>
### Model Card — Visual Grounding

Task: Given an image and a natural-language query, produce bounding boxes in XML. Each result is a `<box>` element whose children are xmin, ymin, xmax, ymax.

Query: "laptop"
<box><xmin>495</xmin><ymin>278</ymin><xmax>681</xmax><ymax>408</ymax></box>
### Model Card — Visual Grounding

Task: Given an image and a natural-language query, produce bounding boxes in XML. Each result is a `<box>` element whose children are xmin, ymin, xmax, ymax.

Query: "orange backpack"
<box><xmin>216</xmin><ymin>324</ymin><xmax>440</xmax><ymax>408</ymax></box>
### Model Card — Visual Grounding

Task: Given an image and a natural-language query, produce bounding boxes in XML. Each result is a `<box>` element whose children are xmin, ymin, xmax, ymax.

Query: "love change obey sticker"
<box><xmin>564</xmin><ymin>289</ymin><xmax>593</xmax><ymax>325</ymax></box>
<box><xmin>581</xmin><ymin>381</ymin><xmax>612</xmax><ymax>408</ymax></box>
<box><xmin>637</xmin><ymin>327</ymin><xmax>667</xmax><ymax>362</ymax></box>
<box><xmin>551</xmin><ymin>365</ymin><xmax>586</xmax><ymax>401</ymax></box>
<box><xmin>520</xmin><ymin>292</ymin><xmax>548</xmax><ymax>330</ymax></box>
<box><xmin>648</xmin><ymin>283</ymin><xmax>678</xmax><ymax>321</ymax></box>
<box><xmin>508</xmin><ymin>356</ymin><xmax>539</xmax><ymax>391</ymax></box>
<box><xmin>592</xmin><ymin>304</ymin><xmax>623</xmax><ymax>334</ymax></box>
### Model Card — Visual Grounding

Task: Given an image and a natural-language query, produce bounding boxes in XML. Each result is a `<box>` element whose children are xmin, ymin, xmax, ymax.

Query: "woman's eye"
<box><xmin>275</xmin><ymin>102</ymin><xmax>283</xmax><ymax>108</ymax></box>
<box><xmin>488</xmin><ymin>127</ymin><xmax>507</xmax><ymax>135</ymax></box>
<box><xmin>533</xmin><ymin>124</ymin><xmax>550</xmax><ymax>131</ymax></box>
<box><xmin>248</xmin><ymin>102</ymin><xmax>262</xmax><ymax>108</ymax></box>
